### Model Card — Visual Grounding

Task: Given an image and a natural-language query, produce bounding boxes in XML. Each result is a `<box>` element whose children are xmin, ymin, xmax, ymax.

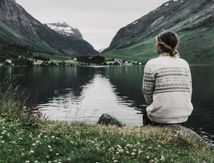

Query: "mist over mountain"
<box><xmin>104</xmin><ymin>0</ymin><xmax>214</xmax><ymax>64</ymax></box>
<box><xmin>0</xmin><ymin>0</ymin><xmax>98</xmax><ymax>59</ymax></box>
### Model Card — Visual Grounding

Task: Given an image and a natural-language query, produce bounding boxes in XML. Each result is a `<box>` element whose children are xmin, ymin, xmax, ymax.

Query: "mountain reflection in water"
<box><xmin>38</xmin><ymin>74</ymin><xmax>142</xmax><ymax>125</ymax></box>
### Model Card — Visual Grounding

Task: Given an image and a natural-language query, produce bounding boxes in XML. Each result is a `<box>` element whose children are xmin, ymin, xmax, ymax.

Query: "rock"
<box><xmin>164</xmin><ymin>124</ymin><xmax>208</xmax><ymax>148</ymax></box>
<box><xmin>97</xmin><ymin>114</ymin><xmax>124</xmax><ymax>127</ymax></box>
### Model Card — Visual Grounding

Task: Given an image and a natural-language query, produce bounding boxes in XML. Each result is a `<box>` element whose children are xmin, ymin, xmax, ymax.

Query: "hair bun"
<box><xmin>171</xmin><ymin>50</ymin><xmax>178</xmax><ymax>57</ymax></box>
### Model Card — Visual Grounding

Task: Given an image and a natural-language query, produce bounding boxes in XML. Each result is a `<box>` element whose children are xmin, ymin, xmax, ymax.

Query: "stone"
<box><xmin>164</xmin><ymin>124</ymin><xmax>209</xmax><ymax>148</ymax></box>
<box><xmin>97</xmin><ymin>114</ymin><xmax>124</xmax><ymax>127</ymax></box>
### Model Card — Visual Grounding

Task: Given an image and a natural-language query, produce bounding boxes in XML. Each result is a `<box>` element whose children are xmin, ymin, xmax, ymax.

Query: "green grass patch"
<box><xmin>0</xmin><ymin>121</ymin><xmax>213</xmax><ymax>163</ymax></box>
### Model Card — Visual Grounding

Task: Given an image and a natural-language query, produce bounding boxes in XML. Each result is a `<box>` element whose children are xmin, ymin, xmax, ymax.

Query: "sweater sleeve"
<box><xmin>187</xmin><ymin>65</ymin><xmax>192</xmax><ymax>99</ymax></box>
<box><xmin>142</xmin><ymin>62</ymin><xmax>155</xmax><ymax>105</ymax></box>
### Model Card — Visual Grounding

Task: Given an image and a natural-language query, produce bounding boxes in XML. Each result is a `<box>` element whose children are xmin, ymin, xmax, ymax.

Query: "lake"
<box><xmin>0</xmin><ymin>65</ymin><xmax>214</xmax><ymax>143</ymax></box>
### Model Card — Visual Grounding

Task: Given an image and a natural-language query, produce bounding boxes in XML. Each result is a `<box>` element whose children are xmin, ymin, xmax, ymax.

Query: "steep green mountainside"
<box><xmin>104</xmin><ymin>0</ymin><xmax>214</xmax><ymax>64</ymax></box>
<box><xmin>0</xmin><ymin>0</ymin><xmax>98</xmax><ymax>59</ymax></box>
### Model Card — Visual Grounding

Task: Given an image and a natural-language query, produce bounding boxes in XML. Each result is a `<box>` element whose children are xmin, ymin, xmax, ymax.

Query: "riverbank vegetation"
<box><xmin>0</xmin><ymin>85</ymin><xmax>213</xmax><ymax>162</ymax></box>
<box><xmin>0</xmin><ymin>52</ymin><xmax>144</xmax><ymax>67</ymax></box>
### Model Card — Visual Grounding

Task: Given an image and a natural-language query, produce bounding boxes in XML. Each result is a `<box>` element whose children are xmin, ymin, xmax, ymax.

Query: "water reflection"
<box><xmin>39</xmin><ymin>74</ymin><xmax>142</xmax><ymax>125</ymax></box>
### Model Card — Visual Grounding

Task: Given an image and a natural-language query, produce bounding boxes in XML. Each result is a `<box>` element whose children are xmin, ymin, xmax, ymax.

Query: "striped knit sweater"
<box><xmin>142</xmin><ymin>53</ymin><xmax>193</xmax><ymax>124</ymax></box>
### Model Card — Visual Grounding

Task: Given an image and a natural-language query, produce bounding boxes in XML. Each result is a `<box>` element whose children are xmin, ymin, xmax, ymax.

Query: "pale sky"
<box><xmin>16</xmin><ymin>0</ymin><xmax>168</xmax><ymax>50</ymax></box>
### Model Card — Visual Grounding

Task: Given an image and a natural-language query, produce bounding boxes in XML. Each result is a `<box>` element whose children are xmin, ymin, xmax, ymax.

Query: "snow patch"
<box><xmin>47</xmin><ymin>23</ymin><xmax>77</xmax><ymax>37</ymax></box>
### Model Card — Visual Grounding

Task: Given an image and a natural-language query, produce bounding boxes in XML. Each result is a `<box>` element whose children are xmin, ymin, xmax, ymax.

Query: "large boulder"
<box><xmin>97</xmin><ymin>114</ymin><xmax>124</xmax><ymax>127</ymax></box>
<box><xmin>164</xmin><ymin>124</ymin><xmax>208</xmax><ymax>148</ymax></box>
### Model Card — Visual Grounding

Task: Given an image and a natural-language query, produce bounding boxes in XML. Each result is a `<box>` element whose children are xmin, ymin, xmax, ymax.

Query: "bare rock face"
<box><xmin>0</xmin><ymin>0</ymin><xmax>38</xmax><ymax>39</ymax></box>
<box><xmin>97</xmin><ymin>114</ymin><xmax>124</xmax><ymax>127</ymax></box>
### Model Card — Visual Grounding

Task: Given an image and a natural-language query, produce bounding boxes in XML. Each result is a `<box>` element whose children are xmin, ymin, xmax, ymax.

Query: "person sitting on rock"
<box><xmin>142</xmin><ymin>30</ymin><xmax>193</xmax><ymax>126</ymax></box>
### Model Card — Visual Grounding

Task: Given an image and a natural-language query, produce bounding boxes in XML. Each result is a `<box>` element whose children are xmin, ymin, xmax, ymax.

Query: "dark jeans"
<box><xmin>143</xmin><ymin>110</ymin><xmax>181</xmax><ymax>126</ymax></box>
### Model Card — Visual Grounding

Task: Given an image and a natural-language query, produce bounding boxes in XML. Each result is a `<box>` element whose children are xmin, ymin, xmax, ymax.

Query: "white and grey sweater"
<box><xmin>143</xmin><ymin>53</ymin><xmax>193</xmax><ymax>124</ymax></box>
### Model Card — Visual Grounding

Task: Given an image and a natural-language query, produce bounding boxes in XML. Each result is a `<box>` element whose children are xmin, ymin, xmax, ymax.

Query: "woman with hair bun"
<box><xmin>142</xmin><ymin>30</ymin><xmax>193</xmax><ymax>126</ymax></box>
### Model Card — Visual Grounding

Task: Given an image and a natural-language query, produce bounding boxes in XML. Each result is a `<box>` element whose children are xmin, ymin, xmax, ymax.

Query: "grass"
<box><xmin>0</xmin><ymin>86</ymin><xmax>213</xmax><ymax>162</ymax></box>
<box><xmin>0</xmin><ymin>120</ymin><xmax>213</xmax><ymax>163</ymax></box>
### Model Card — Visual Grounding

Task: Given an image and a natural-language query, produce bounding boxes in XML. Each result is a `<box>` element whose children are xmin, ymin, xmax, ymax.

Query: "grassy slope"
<box><xmin>0</xmin><ymin>92</ymin><xmax>213</xmax><ymax>162</ymax></box>
<box><xmin>104</xmin><ymin>27</ymin><xmax>214</xmax><ymax>65</ymax></box>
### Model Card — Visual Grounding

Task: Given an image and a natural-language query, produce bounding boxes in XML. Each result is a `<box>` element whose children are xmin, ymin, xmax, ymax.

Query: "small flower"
<box><xmin>56</xmin><ymin>153</ymin><xmax>59</xmax><ymax>156</ymax></box>
<box><xmin>11</xmin><ymin>141</ymin><xmax>16</xmax><ymax>144</ymax></box>
<box><xmin>131</xmin><ymin>152</ymin><xmax>135</xmax><ymax>156</ymax></box>
<box><xmin>118</xmin><ymin>149</ymin><xmax>124</xmax><ymax>153</ymax></box>
<box><xmin>29</xmin><ymin>150</ymin><xmax>34</xmax><ymax>154</ymax></box>
<box><xmin>48</xmin><ymin>145</ymin><xmax>52</xmax><ymax>149</ymax></box>
<box><xmin>117</xmin><ymin>145</ymin><xmax>122</xmax><ymax>149</ymax></box>
<box><xmin>126</xmin><ymin>144</ymin><xmax>132</xmax><ymax>148</ymax></box>
<box><xmin>32</xmin><ymin>143</ymin><xmax>36</xmax><ymax>146</ymax></box>
<box><xmin>138</xmin><ymin>150</ymin><xmax>143</xmax><ymax>154</ymax></box>
<box><xmin>160</xmin><ymin>155</ymin><xmax>165</xmax><ymax>161</ymax></box>
<box><xmin>25</xmin><ymin>161</ymin><xmax>30</xmax><ymax>163</ymax></box>
<box><xmin>70</xmin><ymin>141</ymin><xmax>74</xmax><ymax>144</ymax></box>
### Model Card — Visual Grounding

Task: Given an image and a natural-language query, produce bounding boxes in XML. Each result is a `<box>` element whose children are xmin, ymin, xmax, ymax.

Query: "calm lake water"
<box><xmin>0</xmin><ymin>65</ymin><xmax>214</xmax><ymax>143</ymax></box>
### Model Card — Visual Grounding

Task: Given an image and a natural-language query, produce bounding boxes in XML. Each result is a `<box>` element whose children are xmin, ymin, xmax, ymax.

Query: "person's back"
<box><xmin>143</xmin><ymin>31</ymin><xmax>193</xmax><ymax>125</ymax></box>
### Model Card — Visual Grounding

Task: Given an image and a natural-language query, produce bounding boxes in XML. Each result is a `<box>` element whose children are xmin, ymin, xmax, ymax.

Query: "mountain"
<box><xmin>104</xmin><ymin>0</ymin><xmax>214</xmax><ymax>64</ymax></box>
<box><xmin>46</xmin><ymin>22</ymin><xmax>83</xmax><ymax>39</ymax></box>
<box><xmin>0</xmin><ymin>0</ymin><xmax>98</xmax><ymax>59</ymax></box>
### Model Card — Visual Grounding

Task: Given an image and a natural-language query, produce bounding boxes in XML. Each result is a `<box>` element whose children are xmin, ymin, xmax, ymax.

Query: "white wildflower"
<box><xmin>160</xmin><ymin>155</ymin><xmax>165</xmax><ymax>161</ymax></box>
<box><xmin>29</xmin><ymin>150</ymin><xmax>34</xmax><ymax>154</ymax></box>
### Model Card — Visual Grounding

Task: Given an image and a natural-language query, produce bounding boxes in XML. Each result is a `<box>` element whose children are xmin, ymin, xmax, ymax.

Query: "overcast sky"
<box><xmin>16</xmin><ymin>0</ymin><xmax>168</xmax><ymax>50</ymax></box>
